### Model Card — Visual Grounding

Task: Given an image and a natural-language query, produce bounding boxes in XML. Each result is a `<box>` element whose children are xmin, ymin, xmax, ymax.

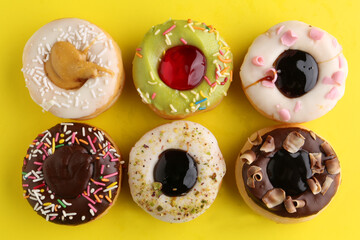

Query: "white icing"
<box><xmin>240</xmin><ymin>21</ymin><xmax>348</xmax><ymax>123</ymax></box>
<box><xmin>128</xmin><ymin>121</ymin><xmax>226</xmax><ymax>223</ymax></box>
<box><xmin>22</xmin><ymin>18</ymin><xmax>123</xmax><ymax>119</ymax></box>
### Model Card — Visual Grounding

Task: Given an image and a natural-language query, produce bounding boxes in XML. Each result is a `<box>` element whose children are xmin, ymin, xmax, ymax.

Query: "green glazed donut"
<box><xmin>133</xmin><ymin>19</ymin><xmax>233</xmax><ymax>119</ymax></box>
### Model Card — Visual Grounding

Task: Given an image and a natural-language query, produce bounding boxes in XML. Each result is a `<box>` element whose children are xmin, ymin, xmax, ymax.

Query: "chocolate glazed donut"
<box><xmin>22</xmin><ymin>123</ymin><xmax>123</xmax><ymax>225</ymax></box>
<box><xmin>235</xmin><ymin>126</ymin><xmax>341</xmax><ymax>223</ymax></box>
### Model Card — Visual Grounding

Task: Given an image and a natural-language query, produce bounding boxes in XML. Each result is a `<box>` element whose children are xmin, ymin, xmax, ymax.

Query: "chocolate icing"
<box><xmin>22</xmin><ymin>123</ymin><xmax>121</xmax><ymax>225</ymax></box>
<box><xmin>241</xmin><ymin>127</ymin><xmax>340</xmax><ymax>218</ymax></box>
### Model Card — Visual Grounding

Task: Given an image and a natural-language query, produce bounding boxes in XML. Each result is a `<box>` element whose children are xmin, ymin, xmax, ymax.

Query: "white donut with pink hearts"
<box><xmin>240</xmin><ymin>21</ymin><xmax>348</xmax><ymax>123</ymax></box>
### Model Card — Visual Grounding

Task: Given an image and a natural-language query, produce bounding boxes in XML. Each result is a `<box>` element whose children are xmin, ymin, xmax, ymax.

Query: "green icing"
<box><xmin>133</xmin><ymin>19</ymin><xmax>233</xmax><ymax>117</ymax></box>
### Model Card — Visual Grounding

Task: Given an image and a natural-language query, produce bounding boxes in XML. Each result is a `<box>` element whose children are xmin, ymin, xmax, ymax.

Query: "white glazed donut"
<box><xmin>128</xmin><ymin>121</ymin><xmax>226</xmax><ymax>223</ymax></box>
<box><xmin>240</xmin><ymin>21</ymin><xmax>348</xmax><ymax>123</ymax></box>
<box><xmin>22</xmin><ymin>18</ymin><xmax>125</xmax><ymax>120</ymax></box>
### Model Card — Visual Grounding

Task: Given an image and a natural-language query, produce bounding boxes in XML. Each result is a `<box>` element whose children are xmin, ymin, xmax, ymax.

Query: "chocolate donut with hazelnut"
<box><xmin>235</xmin><ymin>125</ymin><xmax>341</xmax><ymax>223</ymax></box>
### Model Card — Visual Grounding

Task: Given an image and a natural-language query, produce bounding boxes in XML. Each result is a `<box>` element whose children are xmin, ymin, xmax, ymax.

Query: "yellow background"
<box><xmin>1</xmin><ymin>0</ymin><xmax>359</xmax><ymax>239</ymax></box>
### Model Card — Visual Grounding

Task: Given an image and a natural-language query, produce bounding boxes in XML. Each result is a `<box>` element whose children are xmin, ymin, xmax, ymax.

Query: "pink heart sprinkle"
<box><xmin>265</xmin><ymin>68</ymin><xmax>277</xmax><ymax>82</ymax></box>
<box><xmin>294</xmin><ymin>101</ymin><xmax>302</xmax><ymax>113</ymax></box>
<box><xmin>281</xmin><ymin>30</ymin><xmax>298</xmax><ymax>47</ymax></box>
<box><xmin>279</xmin><ymin>108</ymin><xmax>291</xmax><ymax>121</ymax></box>
<box><xmin>332</xmin><ymin>71</ymin><xmax>345</xmax><ymax>85</ymax></box>
<box><xmin>261</xmin><ymin>80</ymin><xmax>275</xmax><ymax>88</ymax></box>
<box><xmin>338</xmin><ymin>55</ymin><xmax>345</xmax><ymax>68</ymax></box>
<box><xmin>332</xmin><ymin>38</ymin><xmax>338</xmax><ymax>48</ymax></box>
<box><xmin>325</xmin><ymin>87</ymin><xmax>339</xmax><ymax>100</ymax></box>
<box><xmin>309</xmin><ymin>28</ymin><xmax>324</xmax><ymax>41</ymax></box>
<box><xmin>323</xmin><ymin>76</ymin><xmax>335</xmax><ymax>85</ymax></box>
<box><xmin>276</xmin><ymin>25</ymin><xmax>284</xmax><ymax>35</ymax></box>
<box><xmin>252</xmin><ymin>56</ymin><xmax>265</xmax><ymax>66</ymax></box>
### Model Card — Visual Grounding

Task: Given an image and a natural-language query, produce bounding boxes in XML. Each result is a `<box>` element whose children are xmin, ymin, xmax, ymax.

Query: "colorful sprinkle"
<box><xmin>195</xmin><ymin>98</ymin><xmax>207</xmax><ymax>105</ymax></box>
<box><xmin>217</xmin><ymin>55</ymin><xmax>232</xmax><ymax>63</ymax></box>
<box><xmin>82</xmin><ymin>193</ymin><xmax>96</xmax><ymax>204</ymax></box>
<box><xmin>57</xmin><ymin>199</ymin><xmax>66</xmax><ymax>208</ymax></box>
<box><xmin>103</xmin><ymin>172</ymin><xmax>118</xmax><ymax>179</ymax></box>
<box><xmin>88</xmin><ymin>203</ymin><xmax>97</xmax><ymax>213</ymax></box>
<box><xmin>163</xmin><ymin>24</ymin><xmax>176</xmax><ymax>35</ymax></box>
<box><xmin>180</xmin><ymin>38</ymin><xmax>187</xmax><ymax>45</ymax></box>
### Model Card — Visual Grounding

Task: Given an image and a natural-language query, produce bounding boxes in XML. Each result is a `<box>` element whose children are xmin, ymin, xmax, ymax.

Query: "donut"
<box><xmin>128</xmin><ymin>121</ymin><xmax>226</xmax><ymax>222</ymax></box>
<box><xmin>22</xmin><ymin>18</ymin><xmax>125</xmax><ymax>120</ymax></box>
<box><xmin>22</xmin><ymin>122</ymin><xmax>123</xmax><ymax>225</ymax></box>
<box><xmin>240</xmin><ymin>21</ymin><xmax>348</xmax><ymax>123</ymax></box>
<box><xmin>235</xmin><ymin>125</ymin><xmax>341</xmax><ymax>223</ymax></box>
<box><xmin>133</xmin><ymin>19</ymin><xmax>233</xmax><ymax>119</ymax></box>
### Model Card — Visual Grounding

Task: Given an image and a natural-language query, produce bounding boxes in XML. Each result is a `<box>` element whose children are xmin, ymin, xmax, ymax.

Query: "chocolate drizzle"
<box><xmin>22</xmin><ymin>123</ymin><xmax>121</xmax><ymax>225</ymax></box>
<box><xmin>241</xmin><ymin>127</ymin><xmax>340</xmax><ymax>218</ymax></box>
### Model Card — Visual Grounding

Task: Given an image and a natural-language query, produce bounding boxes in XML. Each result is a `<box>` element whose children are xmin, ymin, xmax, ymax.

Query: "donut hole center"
<box><xmin>267</xmin><ymin>149</ymin><xmax>312</xmax><ymax>196</ymax></box>
<box><xmin>158</xmin><ymin>45</ymin><xmax>206</xmax><ymax>90</ymax></box>
<box><xmin>274</xmin><ymin>49</ymin><xmax>318</xmax><ymax>98</ymax></box>
<box><xmin>44</xmin><ymin>41</ymin><xmax>113</xmax><ymax>90</ymax></box>
<box><xmin>153</xmin><ymin>149</ymin><xmax>198</xmax><ymax>197</ymax></box>
<box><xmin>43</xmin><ymin>145</ymin><xmax>94</xmax><ymax>198</ymax></box>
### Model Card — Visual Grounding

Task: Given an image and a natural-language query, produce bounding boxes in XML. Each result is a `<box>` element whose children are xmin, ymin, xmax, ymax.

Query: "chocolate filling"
<box><xmin>241</xmin><ymin>128</ymin><xmax>340</xmax><ymax>218</ymax></box>
<box><xmin>154</xmin><ymin>149</ymin><xmax>198</xmax><ymax>197</ymax></box>
<box><xmin>274</xmin><ymin>50</ymin><xmax>319</xmax><ymax>98</ymax></box>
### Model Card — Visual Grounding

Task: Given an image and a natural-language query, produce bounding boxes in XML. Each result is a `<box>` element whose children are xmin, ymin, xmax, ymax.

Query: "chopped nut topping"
<box><xmin>283</xmin><ymin>131</ymin><xmax>305</xmax><ymax>153</ymax></box>
<box><xmin>247</xmin><ymin>177</ymin><xmax>256</xmax><ymax>188</ymax></box>
<box><xmin>309</xmin><ymin>153</ymin><xmax>324</xmax><ymax>174</ymax></box>
<box><xmin>152</xmin><ymin>182</ymin><xmax>162</xmax><ymax>190</ymax></box>
<box><xmin>321</xmin><ymin>176</ymin><xmax>334</xmax><ymax>195</ymax></box>
<box><xmin>284</xmin><ymin>196</ymin><xmax>296</xmax><ymax>213</ymax></box>
<box><xmin>260</xmin><ymin>135</ymin><xmax>275</xmax><ymax>153</ymax></box>
<box><xmin>248</xmin><ymin>132</ymin><xmax>262</xmax><ymax>146</ymax></box>
<box><xmin>246</xmin><ymin>166</ymin><xmax>262</xmax><ymax>188</ymax></box>
<box><xmin>247</xmin><ymin>166</ymin><xmax>261</xmax><ymax>178</ymax></box>
<box><xmin>293</xmin><ymin>199</ymin><xmax>306</xmax><ymax>208</ymax></box>
<box><xmin>321</xmin><ymin>142</ymin><xmax>335</xmax><ymax>156</ymax></box>
<box><xmin>307</xmin><ymin>177</ymin><xmax>321</xmax><ymax>195</ymax></box>
<box><xmin>310</xmin><ymin>131</ymin><xmax>317</xmax><ymax>140</ymax></box>
<box><xmin>262</xmin><ymin>188</ymin><xmax>286</xmax><ymax>208</ymax></box>
<box><xmin>239</xmin><ymin>150</ymin><xmax>256</xmax><ymax>165</ymax></box>
<box><xmin>325</xmin><ymin>157</ymin><xmax>341</xmax><ymax>174</ymax></box>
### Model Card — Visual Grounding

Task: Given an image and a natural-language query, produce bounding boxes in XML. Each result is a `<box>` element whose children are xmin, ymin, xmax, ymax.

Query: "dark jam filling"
<box><xmin>43</xmin><ymin>145</ymin><xmax>94</xmax><ymax>198</ymax></box>
<box><xmin>158</xmin><ymin>45</ymin><xmax>206</xmax><ymax>90</ymax></box>
<box><xmin>154</xmin><ymin>149</ymin><xmax>198</xmax><ymax>197</ymax></box>
<box><xmin>274</xmin><ymin>49</ymin><xmax>318</xmax><ymax>98</ymax></box>
<box><xmin>267</xmin><ymin>149</ymin><xmax>312</xmax><ymax>196</ymax></box>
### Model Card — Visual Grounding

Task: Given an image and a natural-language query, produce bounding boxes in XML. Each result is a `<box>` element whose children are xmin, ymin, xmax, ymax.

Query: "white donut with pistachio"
<box><xmin>128</xmin><ymin>121</ymin><xmax>226</xmax><ymax>223</ymax></box>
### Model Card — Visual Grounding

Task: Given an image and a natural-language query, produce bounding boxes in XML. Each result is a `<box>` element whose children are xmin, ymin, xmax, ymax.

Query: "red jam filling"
<box><xmin>158</xmin><ymin>45</ymin><xmax>206</xmax><ymax>90</ymax></box>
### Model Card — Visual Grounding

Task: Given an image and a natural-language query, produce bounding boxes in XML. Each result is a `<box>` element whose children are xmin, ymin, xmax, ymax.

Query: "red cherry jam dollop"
<box><xmin>158</xmin><ymin>45</ymin><xmax>206</xmax><ymax>90</ymax></box>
